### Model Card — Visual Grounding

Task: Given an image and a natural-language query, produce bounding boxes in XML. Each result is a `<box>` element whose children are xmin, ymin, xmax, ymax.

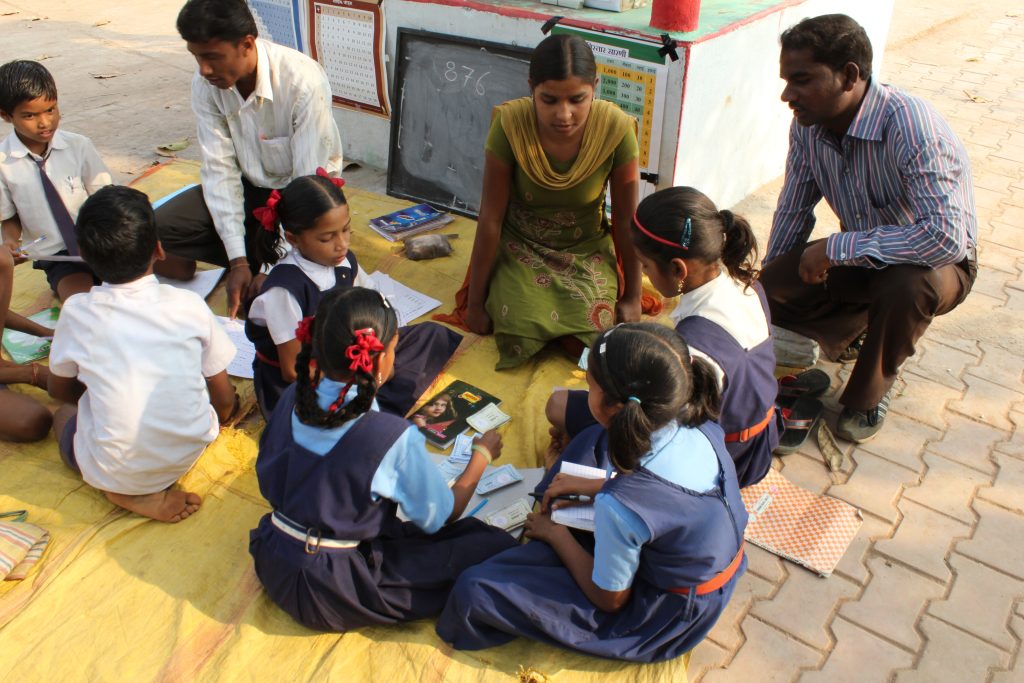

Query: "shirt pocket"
<box><xmin>258</xmin><ymin>136</ymin><xmax>293</xmax><ymax>177</ymax></box>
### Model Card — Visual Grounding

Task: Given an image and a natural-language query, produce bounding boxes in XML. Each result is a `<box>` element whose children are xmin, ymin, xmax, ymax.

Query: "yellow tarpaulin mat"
<box><xmin>0</xmin><ymin>161</ymin><xmax>688</xmax><ymax>682</ymax></box>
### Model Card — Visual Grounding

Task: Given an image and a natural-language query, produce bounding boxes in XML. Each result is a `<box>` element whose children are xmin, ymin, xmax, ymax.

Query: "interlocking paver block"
<box><xmin>903</xmin><ymin>452</ymin><xmax>992</xmax><ymax>523</ymax></box>
<box><xmin>778</xmin><ymin>452</ymin><xmax>836</xmax><ymax>494</ymax></box>
<box><xmin>989</xmin><ymin>614</ymin><xmax>1024</xmax><ymax>683</ymax></box>
<box><xmin>800</xmin><ymin>617</ymin><xmax>915</xmax><ymax>683</ymax></box>
<box><xmin>894</xmin><ymin>615</ymin><xmax>1011</xmax><ymax>682</ymax></box>
<box><xmin>957</xmin><ymin>498</ymin><xmax>1024</xmax><ymax>579</ymax></box>
<box><xmin>994</xmin><ymin>410</ymin><xmax>1024</xmax><ymax>459</ymax></box>
<box><xmin>970</xmin><ymin>266</ymin><xmax>1011</xmax><ymax>303</ymax></box>
<box><xmin>702</xmin><ymin>618</ymin><xmax>821</xmax><ymax>683</ymax></box>
<box><xmin>978</xmin><ymin>240</ymin><xmax>1024</xmax><ymax>274</ymax></box>
<box><xmin>969</xmin><ymin>341</ymin><xmax>1024</xmax><ymax>392</ymax></box>
<box><xmin>874</xmin><ymin>499</ymin><xmax>970</xmax><ymax>582</ymax></box>
<box><xmin>707</xmin><ymin>571</ymin><xmax>775</xmax><ymax>651</ymax></box>
<box><xmin>889</xmin><ymin>373</ymin><xmax>962</xmax><ymax>431</ymax></box>
<box><xmin>832</xmin><ymin>515</ymin><xmax>894</xmax><ymax>586</ymax></box>
<box><xmin>855</xmin><ymin>412</ymin><xmax>940</xmax><ymax>472</ymax></box>
<box><xmin>926</xmin><ymin>412</ymin><xmax>1009</xmax><ymax>474</ymax></box>
<box><xmin>830</xmin><ymin>451</ymin><xmax>919</xmax><ymax>523</ymax></box>
<box><xmin>927</xmin><ymin>552</ymin><xmax>1024</xmax><ymax>650</ymax></box>
<box><xmin>839</xmin><ymin>557</ymin><xmax>945</xmax><ymax>651</ymax></box>
<box><xmin>689</xmin><ymin>639</ymin><xmax>731</xmax><ymax>682</ymax></box>
<box><xmin>949</xmin><ymin>374</ymin><xmax>1022</xmax><ymax>431</ymax></box>
<box><xmin>902</xmin><ymin>338</ymin><xmax>976</xmax><ymax>391</ymax></box>
<box><xmin>744</xmin><ymin>543</ymin><xmax>787</xmax><ymax>585</ymax></box>
<box><xmin>978</xmin><ymin>452</ymin><xmax>1024</xmax><ymax>513</ymax></box>
<box><xmin>751</xmin><ymin>566</ymin><xmax>860</xmax><ymax>650</ymax></box>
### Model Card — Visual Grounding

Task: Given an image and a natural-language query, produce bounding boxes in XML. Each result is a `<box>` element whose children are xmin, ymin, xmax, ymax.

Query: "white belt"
<box><xmin>271</xmin><ymin>512</ymin><xmax>359</xmax><ymax>554</ymax></box>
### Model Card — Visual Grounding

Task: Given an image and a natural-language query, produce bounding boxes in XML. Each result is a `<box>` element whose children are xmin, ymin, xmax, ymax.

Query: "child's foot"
<box><xmin>104</xmin><ymin>488</ymin><xmax>202</xmax><ymax>523</ymax></box>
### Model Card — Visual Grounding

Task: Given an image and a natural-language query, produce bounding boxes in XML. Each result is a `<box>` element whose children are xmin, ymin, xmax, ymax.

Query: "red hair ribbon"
<box><xmin>346</xmin><ymin>327</ymin><xmax>384</xmax><ymax>374</ymax></box>
<box><xmin>633</xmin><ymin>213</ymin><xmax>691</xmax><ymax>250</ymax></box>
<box><xmin>295</xmin><ymin>316</ymin><xmax>315</xmax><ymax>345</ymax></box>
<box><xmin>253</xmin><ymin>190</ymin><xmax>282</xmax><ymax>232</ymax></box>
<box><xmin>315</xmin><ymin>167</ymin><xmax>346</xmax><ymax>189</ymax></box>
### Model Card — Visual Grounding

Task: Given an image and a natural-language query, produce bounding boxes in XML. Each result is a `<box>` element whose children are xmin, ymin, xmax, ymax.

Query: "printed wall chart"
<box><xmin>246</xmin><ymin>0</ymin><xmax>303</xmax><ymax>52</ymax></box>
<box><xmin>308</xmin><ymin>0</ymin><xmax>390</xmax><ymax>117</ymax></box>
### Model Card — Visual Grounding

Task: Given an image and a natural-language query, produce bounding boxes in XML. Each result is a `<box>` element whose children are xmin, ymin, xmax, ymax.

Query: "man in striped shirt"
<box><xmin>760</xmin><ymin>14</ymin><xmax>977</xmax><ymax>442</ymax></box>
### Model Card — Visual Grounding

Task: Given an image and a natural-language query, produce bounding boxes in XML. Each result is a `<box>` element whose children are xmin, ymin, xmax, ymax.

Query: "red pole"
<box><xmin>649</xmin><ymin>0</ymin><xmax>701</xmax><ymax>33</ymax></box>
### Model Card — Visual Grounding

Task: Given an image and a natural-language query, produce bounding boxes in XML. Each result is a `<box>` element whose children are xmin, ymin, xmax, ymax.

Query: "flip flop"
<box><xmin>774</xmin><ymin>396</ymin><xmax>824</xmax><ymax>455</ymax></box>
<box><xmin>777</xmin><ymin>369</ymin><xmax>831</xmax><ymax>409</ymax></box>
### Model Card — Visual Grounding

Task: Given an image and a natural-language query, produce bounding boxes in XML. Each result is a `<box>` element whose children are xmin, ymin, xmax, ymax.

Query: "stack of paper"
<box><xmin>550</xmin><ymin>461</ymin><xmax>608</xmax><ymax>532</ymax></box>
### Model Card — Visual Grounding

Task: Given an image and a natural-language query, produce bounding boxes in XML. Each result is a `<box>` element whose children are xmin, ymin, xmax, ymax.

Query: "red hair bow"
<box><xmin>252</xmin><ymin>190</ymin><xmax>282</xmax><ymax>232</ymax></box>
<box><xmin>316</xmin><ymin>167</ymin><xmax>346</xmax><ymax>189</ymax></box>
<box><xmin>295</xmin><ymin>316</ymin><xmax>315</xmax><ymax>345</ymax></box>
<box><xmin>346</xmin><ymin>327</ymin><xmax>384</xmax><ymax>374</ymax></box>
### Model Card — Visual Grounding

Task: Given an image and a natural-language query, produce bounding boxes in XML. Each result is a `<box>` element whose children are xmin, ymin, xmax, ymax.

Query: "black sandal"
<box><xmin>774</xmin><ymin>396</ymin><xmax>824</xmax><ymax>455</ymax></box>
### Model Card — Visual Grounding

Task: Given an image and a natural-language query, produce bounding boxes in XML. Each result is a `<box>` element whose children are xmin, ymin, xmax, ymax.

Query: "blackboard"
<box><xmin>387</xmin><ymin>30</ymin><xmax>532</xmax><ymax>218</ymax></box>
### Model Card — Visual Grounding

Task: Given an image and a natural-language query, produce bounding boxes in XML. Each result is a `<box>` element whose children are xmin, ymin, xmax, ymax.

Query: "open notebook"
<box><xmin>550</xmin><ymin>461</ymin><xmax>608</xmax><ymax>532</ymax></box>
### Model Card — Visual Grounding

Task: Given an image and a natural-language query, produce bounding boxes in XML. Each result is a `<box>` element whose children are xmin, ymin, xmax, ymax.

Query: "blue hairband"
<box><xmin>627</xmin><ymin>396</ymin><xmax>641</xmax><ymax>405</ymax></box>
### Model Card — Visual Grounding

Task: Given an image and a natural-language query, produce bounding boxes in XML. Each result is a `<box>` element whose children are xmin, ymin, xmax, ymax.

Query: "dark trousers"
<box><xmin>154</xmin><ymin>179</ymin><xmax>273</xmax><ymax>272</ymax></box>
<box><xmin>760</xmin><ymin>239</ymin><xmax>975</xmax><ymax>410</ymax></box>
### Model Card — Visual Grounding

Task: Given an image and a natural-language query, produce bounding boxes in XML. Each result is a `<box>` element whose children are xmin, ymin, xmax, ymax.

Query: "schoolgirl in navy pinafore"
<box><xmin>436</xmin><ymin>421</ymin><xmax>748</xmax><ymax>663</ymax></box>
<box><xmin>675</xmin><ymin>281</ymin><xmax>781</xmax><ymax>487</ymax></box>
<box><xmin>245</xmin><ymin>253</ymin><xmax>462</xmax><ymax>419</ymax></box>
<box><xmin>249</xmin><ymin>384</ymin><xmax>517</xmax><ymax>632</ymax></box>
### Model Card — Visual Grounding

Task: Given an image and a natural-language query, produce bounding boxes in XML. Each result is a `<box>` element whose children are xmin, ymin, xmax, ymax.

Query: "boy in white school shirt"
<box><xmin>48</xmin><ymin>186</ymin><xmax>239</xmax><ymax>523</ymax></box>
<box><xmin>0</xmin><ymin>59</ymin><xmax>112</xmax><ymax>300</ymax></box>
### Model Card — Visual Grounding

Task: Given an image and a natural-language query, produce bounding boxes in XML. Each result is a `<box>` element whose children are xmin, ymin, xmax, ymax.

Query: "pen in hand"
<box><xmin>528</xmin><ymin>492</ymin><xmax>592</xmax><ymax>503</ymax></box>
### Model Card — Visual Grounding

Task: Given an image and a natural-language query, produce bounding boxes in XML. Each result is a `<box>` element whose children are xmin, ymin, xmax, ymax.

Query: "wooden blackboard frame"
<box><xmin>387</xmin><ymin>29</ymin><xmax>532</xmax><ymax>219</ymax></box>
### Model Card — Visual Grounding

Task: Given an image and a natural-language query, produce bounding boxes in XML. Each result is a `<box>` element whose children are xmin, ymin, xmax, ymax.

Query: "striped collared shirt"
<box><xmin>765</xmin><ymin>79</ymin><xmax>976</xmax><ymax>268</ymax></box>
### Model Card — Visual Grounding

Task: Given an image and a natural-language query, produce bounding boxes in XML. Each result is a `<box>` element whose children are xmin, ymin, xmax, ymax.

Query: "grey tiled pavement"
<box><xmin>1</xmin><ymin>1</ymin><xmax>1022</xmax><ymax>681</ymax></box>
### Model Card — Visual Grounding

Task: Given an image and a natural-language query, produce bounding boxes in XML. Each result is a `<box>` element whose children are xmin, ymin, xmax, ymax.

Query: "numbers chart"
<box><xmin>247</xmin><ymin>0</ymin><xmax>301</xmax><ymax>52</ymax></box>
<box><xmin>596</xmin><ymin>58</ymin><xmax>660</xmax><ymax>170</ymax></box>
<box><xmin>308</xmin><ymin>0</ymin><xmax>389</xmax><ymax>117</ymax></box>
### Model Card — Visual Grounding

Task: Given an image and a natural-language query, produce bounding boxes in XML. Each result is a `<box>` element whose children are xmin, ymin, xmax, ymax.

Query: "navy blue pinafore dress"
<box><xmin>561</xmin><ymin>282</ymin><xmax>780</xmax><ymax>487</ymax></box>
<box><xmin>675</xmin><ymin>282</ymin><xmax>781</xmax><ymax>487</ymax></box>
<box><xmin>249</xmin><ymin>385</ymin><xmax>517</xmax><ymax>632</ymax></box>
<box><xmin>436</xmin><ymin>422</ymin><xmax>748</xmax><ymax>663</ymax></box>
<box><xmin>245</xmin><ymin>253</ymin><xmax>462</xmax><ymax>419</ymax></box>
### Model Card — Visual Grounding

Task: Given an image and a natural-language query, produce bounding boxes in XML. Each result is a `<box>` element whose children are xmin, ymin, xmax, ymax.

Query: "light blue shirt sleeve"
<box><xmin>290</xmin><ymin>378</ymin><xmax>454</xmax><ymax>534</ymax></box>
<box><xmin>592</xmin><ymin>493</ymin><xmax>651</xmax><ymax>591</ymax></box>
<box><xmin>370</xmin><ymin>428</ymin><xmax>454</xmax><ymax>535</ymax></box>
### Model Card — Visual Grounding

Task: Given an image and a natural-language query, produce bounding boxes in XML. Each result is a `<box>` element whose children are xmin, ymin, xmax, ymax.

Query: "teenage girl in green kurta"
<box><xmin>445</xmin><ymin>34</ymin><xmax>642</xmax><ymax>369</ymax></box>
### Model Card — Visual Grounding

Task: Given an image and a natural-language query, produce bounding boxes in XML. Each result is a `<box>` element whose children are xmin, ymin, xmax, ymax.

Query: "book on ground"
<box><xmin>2</xmin><ymin>307</ymin><xmax>58</xmax><ymax>364</ymax></box>
<box><xmin>413</xmin><ymin>379</ymin><xmax>501</xmax><ymax>449</ymax></box>
<box><xmin>368</xmin><ymin>203</ymin><xmax>454</xmax><ymax>242</ymax></box>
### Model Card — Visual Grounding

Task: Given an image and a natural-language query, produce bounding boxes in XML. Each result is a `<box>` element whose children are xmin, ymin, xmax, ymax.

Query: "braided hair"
<box><xmin>293</xmin><ymin>287</ymin><xmax>398</xmax><ymax>428</ymax></box>
<box><xmin>589</xmin><ymin>322</ymin><xmax>721</xmax><ymax>472</ymax></box>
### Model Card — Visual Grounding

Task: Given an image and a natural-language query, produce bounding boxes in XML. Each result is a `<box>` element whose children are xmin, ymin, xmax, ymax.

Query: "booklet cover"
<box><xmin>2</xmin><ymin>307</ymin><xmax>58</xmax><ymax>364</ymax></box>
<box><xmin>368</xmin><ymin>203</ymin><xmax>454</xmax><ymax>242</ymax></box>
<box><xmin>412</xmin><ymin>379</ymin><xmax>501</xmax><ymax>448</ymax></box>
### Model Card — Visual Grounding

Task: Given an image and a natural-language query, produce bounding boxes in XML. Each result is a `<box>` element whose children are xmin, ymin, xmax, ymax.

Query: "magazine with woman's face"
<box><xmin>412</xmin><ymin>379</ymin><xmax>500</xmax><ymax>448</ymax></box>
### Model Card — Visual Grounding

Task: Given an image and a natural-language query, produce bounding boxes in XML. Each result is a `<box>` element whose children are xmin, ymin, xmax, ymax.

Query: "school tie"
<box><xmin>33</xmin><ymin>156</ymin><xmax>79</xmax><ymax>255</ymax></box>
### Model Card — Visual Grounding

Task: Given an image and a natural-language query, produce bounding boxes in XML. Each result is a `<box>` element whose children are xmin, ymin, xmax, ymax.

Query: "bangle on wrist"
<box><xmin>471</xmin><ymin>443</ymin><xmax>493</xmax><ymax>464</ymax></box>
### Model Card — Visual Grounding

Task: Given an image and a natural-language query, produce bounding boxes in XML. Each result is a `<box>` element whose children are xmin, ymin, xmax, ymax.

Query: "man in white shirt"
<box><xmin>157</xmin><ymin>0</ymin><xmax>343</xmax><ymax>318</ymax></box>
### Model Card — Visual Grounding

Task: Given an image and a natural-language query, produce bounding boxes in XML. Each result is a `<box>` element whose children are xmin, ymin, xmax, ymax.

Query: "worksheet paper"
<box><xmin>216</xmin><ymin>316</ymin><xmax>256</xmax><ymax>379</ymax></box>
<box><xmin>550</xmin><ymin>461</ymin><xmax>608</xmax><ymax>532</ymax></box>
<box><xmin>367</xmin><ymin>272</ymin><xmax>441</xmax><ymax>326</ymax></box>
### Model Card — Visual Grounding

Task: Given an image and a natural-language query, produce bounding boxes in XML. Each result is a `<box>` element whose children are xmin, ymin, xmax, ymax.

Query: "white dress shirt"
<box><xmin>248</xmin><ymin>249</ymin><xmax>372</xmax><ymax>345</ymax></box>
<box><xmin>669</xmin><ymin>271</ymin><xmax>771</xmax><ymax>386</ymax></box>
<box><xmin>49</xmin><ymin>275</ymin><xmax>236</xmax><ymax>495</ymax></box>
<box><xmin>191</xmin><ymin>38</ymin><xmax>343</xmax><ymax>261</ymax></box>
<box><xmin>0</xmin><ymin>129</ymin><xmax>112</xmax><ymax>255</ymax></box>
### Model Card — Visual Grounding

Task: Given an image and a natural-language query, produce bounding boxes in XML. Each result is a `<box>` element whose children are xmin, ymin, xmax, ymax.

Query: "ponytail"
<box><xmin>679</xmin><ymin>356</ymin><xmax>721</xmax><ymax>427</ymax></box>
<box><xmin>719</xmin><ymin>209</ymin><xmax>759</xmax><ymax>288</ymax></box>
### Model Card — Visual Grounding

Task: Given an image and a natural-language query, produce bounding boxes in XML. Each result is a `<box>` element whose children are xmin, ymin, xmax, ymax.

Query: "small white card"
<box><xmin>485</xmin><ymin>498</ymin><xmax>533</xmax><ymax>531</ymax></box>
<box><xmin>578</xmin><ymin>347</ymin><xmax>590</xmax><ymax>371</ymax></box>
<box><xmin>466</xmin><ymin>403</ymin><xmax>511</xmax><ymax>433</ymax></box>
<box><xmin>450</xmin><ymin>433</ymin><xmax>475</xmax><ymax>463</ymax></box>
<box><xmin>476</xmin><ymin>464</ymin><xmax>523</xmax><ymax>495</ymax></box>
<box><xmin>215</xmin><ymin>316</ymin><xmax>256</xmax><ymax>379</ymax></box>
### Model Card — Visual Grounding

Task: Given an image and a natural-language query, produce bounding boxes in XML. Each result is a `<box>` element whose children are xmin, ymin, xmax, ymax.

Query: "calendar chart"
<box><xmin>247</xmin><ymin>0</ymin><xmax>302</xmax><ymax>52</ymax></box>
<box><xmin>308</xmin><ymin>0</ymin><xmax>389</xmax><ymax>117</ymax></box>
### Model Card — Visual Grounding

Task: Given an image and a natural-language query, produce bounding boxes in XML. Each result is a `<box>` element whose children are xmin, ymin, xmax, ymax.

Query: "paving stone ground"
<box><xmin>1</xmin><ymin>0</ymin><xmax>1022</xmax><ymax>681</ymax></box>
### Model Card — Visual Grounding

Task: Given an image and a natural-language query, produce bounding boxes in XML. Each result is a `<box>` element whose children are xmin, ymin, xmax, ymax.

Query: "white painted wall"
<box><xmin>336</xmin><ymin>0</ymin><xmax>895</xmax><ymax>208</ymax></box>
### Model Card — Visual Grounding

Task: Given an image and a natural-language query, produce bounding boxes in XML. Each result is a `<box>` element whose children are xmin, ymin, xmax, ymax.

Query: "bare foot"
<box><xmin>104</xmin><ymin>488</ymin><xmax>203</xmax><ymax>523</ymax></box>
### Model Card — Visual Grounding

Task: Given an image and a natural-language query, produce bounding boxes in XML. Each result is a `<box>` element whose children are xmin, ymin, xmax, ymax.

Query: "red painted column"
<box><xmin>649</xmin><ymin>0</ymin><xmax>701</xmax><ymax>32</ymax></box>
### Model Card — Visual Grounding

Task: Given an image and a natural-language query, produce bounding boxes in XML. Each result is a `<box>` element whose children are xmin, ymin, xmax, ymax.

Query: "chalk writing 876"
<box><xmin>444</xmin><ymin>61</ymin><xmax>490</xmax><ymax>96</ymax></box>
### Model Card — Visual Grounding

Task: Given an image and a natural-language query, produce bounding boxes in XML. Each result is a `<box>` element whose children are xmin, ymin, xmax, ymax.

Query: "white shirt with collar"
<box><xmin>48</xmin><ymin>275</ymin><xmax>236</xmax><ymax>495</ymax></box>
<box><xmin>191</xmin><ymin>38</ymin><xmax>344</xmax><ymax>261</ymax></box>
<box><xmin>248</xmin><ymin>249</ymin><xmax>372</xmax><ymax>345</ymax></box>
<box><xmin>0</xmin><ymin>129</ymin><xmax>112</xmax><ymax>255</ymax></box>
<box><xmin>668</xmin><ymin>270</ymin><xmax>770</xmax><ymax>387</ymax></box>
